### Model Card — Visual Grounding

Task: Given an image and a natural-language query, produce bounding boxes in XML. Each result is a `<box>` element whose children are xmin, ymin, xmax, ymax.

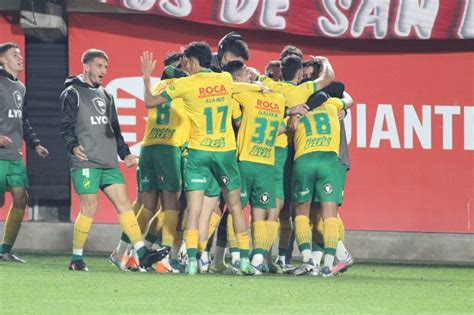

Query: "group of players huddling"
<box><xmin>0</xmin><ymin>32</ymin><xmax>354</xmax><ymax>277</ymax></box>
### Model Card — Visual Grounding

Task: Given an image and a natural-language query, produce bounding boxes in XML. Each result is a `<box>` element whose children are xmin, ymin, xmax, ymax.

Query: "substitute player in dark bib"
<box><xmin>0</xmin><ymin>42</ymin><xmax>49</xmax><ymax>263</ymax></box>
<box><xmin>60</xmin><ymin>49</ymin><xmax>167</xmax><ymax>271</ymax></box>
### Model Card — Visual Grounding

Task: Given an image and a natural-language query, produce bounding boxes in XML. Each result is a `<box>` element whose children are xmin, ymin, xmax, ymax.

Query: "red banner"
<box><xmin>96</xmin><ymin>0</ymin><xmax>474</xmax><ymax>40</ymax></box>
<box><xmin>68</xmin><ymin>13</ymin><xmax>473</xmax><ymax>233</ymax></box>
<box><xmin>0</xmin><ymin>12</ymin><xmax>26</xmax><ymax>221</ymax></box>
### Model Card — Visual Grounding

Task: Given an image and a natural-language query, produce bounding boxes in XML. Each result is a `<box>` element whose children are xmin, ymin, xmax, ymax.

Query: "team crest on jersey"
<box><xmin>13</xmin><ymin>91</ymin><xmax>23</xmax><ymax>109</ymax></box>
<box><xmin>92</xmin><ymin>97</ymin><xmax>107</xmax><ymax>115</ymax></box>
<box><xmin>221</xmin><ymin>176</ymin><xmax>229</xmax><ymax>186</ymax></box>
<box><xmin>259</xmin><ymin>192</ymin><xmax>270</xmax><ymax>204</ymax></box>
<box><xmin>323</xmin><ymin>183</ymin><xmax>333</xmax><ymax>194</ymax></box>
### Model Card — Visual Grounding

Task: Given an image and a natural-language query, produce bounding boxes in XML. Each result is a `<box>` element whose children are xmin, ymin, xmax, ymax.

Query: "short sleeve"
<box><xmin>161</xmin><ymin>77</ymin><xmax>189</xmax><ymax>101</ymax></box>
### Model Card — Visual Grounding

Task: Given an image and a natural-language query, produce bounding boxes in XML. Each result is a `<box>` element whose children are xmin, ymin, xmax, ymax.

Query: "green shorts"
<box><xmin>274</xmin><ymin>146</ymin><xmax>293</xmax><ymax>201</ymax></box>
<box><xmin>71</xmin><ymin>168</ymin><xmax>124</xmax><ymax>195</ymax></box>
<box><xmin>183</xmin><ymin>149</ymin><xmax>240</xmax><ymax>193</ymax></box>
<box><xmin>204</xmin><ymin>176</ymin><xmax>220</xmax><ymax>197</ymax></box>
<box><xmin>0</xmin><ymin>159</ymin><xmax>29</xmax><ymax>194</ymax></box>
<box><xmin>139</xmin><ymin>145</ymin><xmax>182</xmax><ymax>192</ymax></box>
<box><xmin>291</xmin><ymin>151</ymin><xmax>343</xmax><ymax>204</ymax></box>
<box><xmin>239</xmin><ymin>161</ymin><xmax>276</xmax><ymax>209</ymax></box>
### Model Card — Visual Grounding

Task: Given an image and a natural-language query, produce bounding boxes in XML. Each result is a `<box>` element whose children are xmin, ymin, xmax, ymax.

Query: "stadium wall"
<box><xmin>67</xmin><ymin>13</ymin><xmax>473</xmax><ymax>234</ymax></box>
<box><xmin>1</xmin><ymin>5</ymin><xmax>473</xmax><ymax>263</ymax></box>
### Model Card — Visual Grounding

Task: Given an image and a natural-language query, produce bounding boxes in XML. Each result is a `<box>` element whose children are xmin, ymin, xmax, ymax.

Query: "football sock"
<box><xmin>184</xmin><ymin>229</ymin><xmax>198</xmax><ymax>259</ymax></box>
<box><xmin>162</xmin><ymin>210</ymin><xmax>179</xmax><ymax>249</ymax></box>
<box><xmin>278</xmin><ymin>218</ymin><xmax>292</xmax><ymax>258</ymax></box>
<box><xmin>236</xmin><ymin>232</ymin><xmax>250</xmax><ymax>259</ymax></box>
<box><xmin>230</xmin><ymin>247</ymin><xmax>240</xmax><ymax>264</ymax></box>
<box><xmin>295</xmin><ymin>215</ymin><xmax>312</xmax><ymax>262</ymax></box>
<box><xmin>323</xmin><ymin>217</ymin><xmax>339</xmax><ymax>269</ymax></box>
<box><xmin>265</xmin><ymin>221</ymin><xmax>279</xmax><ymax>252</ymax></box>
<box><xmin>311</xmin><ymin>243</ymin><xmax>324</xmax><ymax>266</ymax></box>
<box><xmin>207</xmin><ymin>212</ymin><xmax>221</xmax><ymax>240</ymax></box>
<box><xmin>118</xmin><ymin>210</ymin><xmax>146</xmax><ymax>258</ymax></box>
<box><xmin>1</xmin><ymin>206</ymin><xmax>25</xmax><ymax>254</ymax></box>
<box><xmin>336</xmin><ymin>240</ymin><xmax>349</xmax><ymax>260</ymax></box>
<box><xmin>337</xmin><ymin>214</ymin><xmax>345</xmax><ymax>241</ymax></box>
<box><xmin>252</xmin><ymin>220</ymin><xmax>267</xmax><ymax>259</ymax></box>
<box><xmin>136</xmin><ymin>207</ymin><xmax>154</xmax><ymax>234</ymax></box>
<box><xmin>72</xmin><ymin>213</ymin><xmax>93</xmax><ymax>261</ymax></box>
<box><xmin>227</xmin><ymin>214</ymin><xmax>238</xmax><ymax>253</ymax></box>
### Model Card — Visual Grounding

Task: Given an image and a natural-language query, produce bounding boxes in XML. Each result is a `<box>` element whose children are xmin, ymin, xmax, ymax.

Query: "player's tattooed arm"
<box><xmin>141</xmin><ymin>51</ymin><xmax>168</xmax><ymax>108</ymax></box>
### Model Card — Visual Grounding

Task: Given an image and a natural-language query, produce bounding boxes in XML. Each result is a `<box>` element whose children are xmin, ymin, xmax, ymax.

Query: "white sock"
<box><xmin>231</xmin><ymin>251</ymin><xmax>240</xmax><ymax>264</ymax></box>
<box><xmin>201</xmin><ymin>251</ymin><xmax>210</xmax><ymax>263</ymax></box>
<box><xmin>336</xmin><ymin>240</ymin><xmax>349</xmax><ymax>260</ymax></box>
<box><xmin>115</xmin><ymin>240</ymin><xmax>129</xmax><ymax>257</ymax></box>
<box><xmin>213</xmin><ymin>246</ymin><xmax>226</xmax><ymax>265</ymax></box>
<box><xmin>323</xmin><ymin>254</ymin><xmax>335</xmax><ymax>269</ymax></box>
<box><xmin>277</xmin><ymin>255</ymin><xmax>286</xmax><ymax>264</ymax></box>
<box><xmin>312</xmin><ymin>251</ymin><xmax>323</xmax><ymax>266</ymax></box>
<box><xmin>133</xmin><ymin>241</ymin><xmax>145</xmax><ymax>253</ymax></box>
<box><xmin>301</xmin><ymin>249</ymin><xmax>312</xmax><ymax>263</ymax></box>
<box><xmin>251</xmin><ymin>254</ymin><xmax>264</xmax><ymax>266</ymax></box>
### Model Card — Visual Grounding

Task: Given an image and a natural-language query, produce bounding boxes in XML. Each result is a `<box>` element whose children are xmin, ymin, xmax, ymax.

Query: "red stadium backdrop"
<box><xmin>68</xmin><ymin>13</ymin><xmax>473</xmax><ymax>233</ymax></box>
<box><xmin>0</xmin><ymin>13</ymin><xmax>26</xmax><ymax>221</ymax></box>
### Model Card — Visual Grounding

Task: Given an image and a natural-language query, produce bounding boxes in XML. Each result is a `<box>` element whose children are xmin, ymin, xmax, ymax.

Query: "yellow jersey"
<box><xmin>233</xmin><ymin>91</ymin><xmax>286</xmax><ymax>165</ymax></box>
<box><xmin>162</xmin><ymin>70</ymin><xmax>260</xmax><ymax>152</ymax></box>
<box><xmin>141</xmin><ymin>78</ymin><xmax>190</xmax><ymax>147</ymax></box>
<box><xmin>258</xmin><ymin>76</ymin><xmax>318</xmax><ymax>148</ymax></box>
<box><xmin>293</xmin><ymin>97</ymin><xmax>345</xmax><ymax>160</ymax></box>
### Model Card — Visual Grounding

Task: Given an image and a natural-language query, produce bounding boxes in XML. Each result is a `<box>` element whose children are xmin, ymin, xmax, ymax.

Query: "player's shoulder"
<box><xmin>326</xmin><ymin>97</ymin><xmax>344</xmax><ymax>107</ymax></box>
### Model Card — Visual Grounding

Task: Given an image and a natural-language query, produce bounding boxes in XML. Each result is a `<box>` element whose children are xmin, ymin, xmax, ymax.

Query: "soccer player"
<box><xmin>223</xmin><ymin>60</ymin><xmax>307</xmax><ymax>274</ymax></box>
<box><xmin>290</xmin><ymin>92</ymin><xmax>353</xmax><ymax>277</ymax></box>
<box><xmin>60</xmin><ymin>48</ymin><xmax>167</xmax><ymax>271</ymax></box>
<box><xmin>0</xmin><ymin>42</ymin><xmax>49</xmax><ymax>263</ymax></box>
<box><xmin>141</xmin><ymin>42</ymin><xmax>265</xmax><ymax>275</ymax></box>
<box><xmin>257</xmin><ymin>54</ymin><xmax>334</xmax><ymax>270</ymax></box>
<box><xmin>265</xmin><ymin>60</ymin><xmax>282</xmax><ymax>81</ymax></box>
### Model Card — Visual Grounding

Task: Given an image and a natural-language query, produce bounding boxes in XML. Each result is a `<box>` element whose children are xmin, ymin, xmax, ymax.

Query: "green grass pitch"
<box><xmin>1</xmin><ymin>252</ymin><xmax>473</xmax><ymax>314</ymax></box>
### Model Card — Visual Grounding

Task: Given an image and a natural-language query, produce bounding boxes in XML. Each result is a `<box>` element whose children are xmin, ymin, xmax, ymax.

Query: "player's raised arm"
<box><xmin>141</xmin><ymin>51</ymin><xmax>168</xmax><ymax>108</ymax></box>
<box><xmin>311</xmin><ymin>56</ymin><xmax>334</xmax><ymax>91</ymax></box>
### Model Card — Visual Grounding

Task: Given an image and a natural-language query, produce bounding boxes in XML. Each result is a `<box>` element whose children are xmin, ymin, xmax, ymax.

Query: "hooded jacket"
<box><xmin>59</xmin><ymin>75</ymin><xmax>130</xmax><ymax>169</ymax></box>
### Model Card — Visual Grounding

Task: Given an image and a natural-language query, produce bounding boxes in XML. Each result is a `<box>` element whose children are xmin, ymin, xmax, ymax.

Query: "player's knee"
<box><xmin>12</xmin><ymin>189</ymin><xmax>27</xmax><ymax>209</ymax></box>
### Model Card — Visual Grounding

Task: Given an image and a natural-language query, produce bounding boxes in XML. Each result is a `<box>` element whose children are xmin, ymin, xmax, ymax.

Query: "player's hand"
<box><xmin>247</xmin><ymin>66</ymin><xmax>260</xmax><ymax>81</ymax></box>
<box><xmin>140</xmin><ymin>51</ymin><xmax>156</xmax><ymax>78</ymax></box>
<box><xmin>287</xmin><ymin>104</ymin><xmax>309</xmax><ymax>117</ymax></box>
<box><xmin>35</xmin><ymin>145</ymin><xmax>49</xmax><ymax>158</ymax></box>
<box><xmin>0</xmin><ymin>135</ymin><xmax>13</xmax><ymax>147</ymax></box>
<box><xmin>338</xmin><ymin>110</ymin><xmax>347</xmax><ymax>120</ymax></box>
<box><xmin>124</xmin><ymin>154</ymin><xmax>139</xmax><ymax>168</ymax></box>
<box><xmin>73</xmin><ymin>145</ymin><xmax>88</xmax><ymax>161</ymax></box>
<box><xmin>259</xmin><ymin>85</ymin><xmax>271</xmax><ymax>93</ymax></box>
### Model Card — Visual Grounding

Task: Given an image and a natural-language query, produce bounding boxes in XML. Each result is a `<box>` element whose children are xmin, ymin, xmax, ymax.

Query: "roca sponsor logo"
<box><xmin>256</xmin><ymin>99</ymin><xmax>280</xmax><ymax>112</ymax></box>
<box><xmin>198</xmin><ymin>85</ymin><xmax>227</xmax><ymax>98</ymax></box>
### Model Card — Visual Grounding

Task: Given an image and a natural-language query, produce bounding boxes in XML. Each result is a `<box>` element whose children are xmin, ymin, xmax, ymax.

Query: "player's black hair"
<box><xmin>217</xmin><ymin>32</ymin><xmax>249</xmax><ymax>64</ymax></box>
<box><xmin>163</xmin><ymin>51</ymin><xmax>183</xmax><ymax>67</ymax></box>
<box><xmin>280</xmin><ymin>45</ymin><xmax>303</xmax><ymax>61</ymax></box>
<box><xmin>82</xmin><ymin>49</ymin><xmax>108</xmax><ymax>64</ymax></box>
<box><xmin>0</xmin><ymin>42</ymin><xmax>19</xmax><ymax>56</ymax></box>
<box><xmin>221</xmin><ymin>60</ymin><xmax>245</xmax><ymax>76</ymax></box>
<box><xmin>183</xmin><ymin>41</ymin><xmax>212</xmax><ymax>68</ymax></box>
<box><xmin>281</xmin><ymin>55</ymin><xmax>303</xmax><ymax>81</ymax></box>
<box><xmin>161</xmin><ymin>65</ymin><xmax>188</xmax><ymax>80</ymax></box>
